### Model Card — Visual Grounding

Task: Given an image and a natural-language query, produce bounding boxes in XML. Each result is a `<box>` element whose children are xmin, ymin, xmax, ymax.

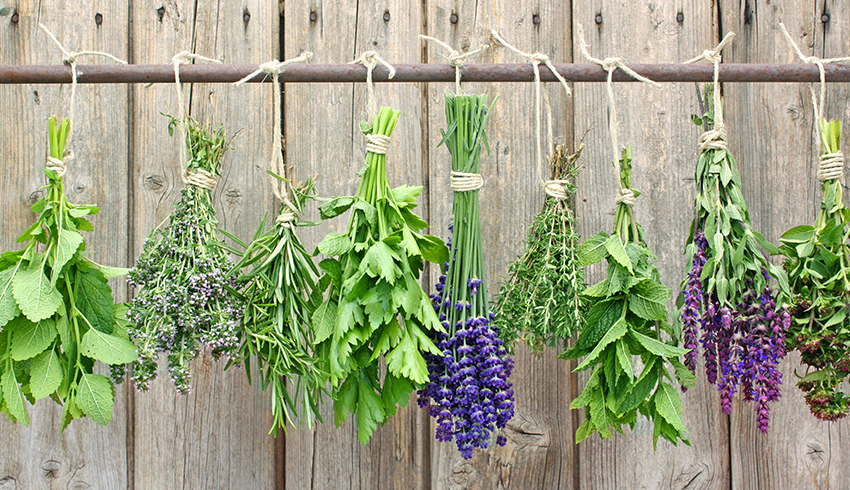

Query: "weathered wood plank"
<box><xmin>0</xmin><ymin>2</ymin><xmax>130</xmax><ymax>488</ymax></box>
<box><xmin>130</xmin><ymin>1</ymin><xmax>278</xmax><ymax>488</ymax></box>
<box><xmin>425</xmin><ymin>2</ymin><xmax>575</xmax><ymax>488</ymax></box>
<box><xmin>283</xmin><ymin>1</ymin><xmax>431</xmax><ymax>489</ymax></box>
<box><xmin>570</xmin><ymin>2</ymin><xmax>730</xmax><ymax>489</ymax></box>
<box><xmin>721</xmin><ymin>1</ymin><xmax>850</xmax><ymax>488</ymax></box>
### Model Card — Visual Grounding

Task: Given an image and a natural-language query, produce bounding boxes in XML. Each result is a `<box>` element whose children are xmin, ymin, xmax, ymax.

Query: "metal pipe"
<box><xmin>2</xmin><ymin>63</ymin><xmax>850</xmax><ymax>84</ymax></box>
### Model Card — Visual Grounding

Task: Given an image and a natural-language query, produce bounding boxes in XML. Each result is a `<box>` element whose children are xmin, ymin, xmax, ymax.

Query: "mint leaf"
<box><xmin>653</xmin><ymin>383</ymin><xmax>687</xmax><ymax>432</ymax></box>
<box><xmin>10</xmin><ymin>317</ymin><xmax>57</xmax><ymax>361</ymax></box>
<box><xmin>12</xmin><ymin>266</ymin><xmax>62</xmax><ymax>323</ymax></box>
<box><xmin>97</xmin><ymin>265</ymin><xmax>131</xmax><ymax>279</ymax></box>
<box><xmin>1</xmin><ymin>370</ymin><xmax>30</xmax><ymax>426</ymax></box>
<box><xmin>318</xmin><ymin>196</ymin><xmax>356</xmax><ymax>220</ymax></box>
<box><xmin>630</xmin><ymin>331</ymin><xmax>689</xmax><ymax>358</ymax></box>
<box><xmin>29</xmin><ymin>350</ymin><xmax>63</xmax><ymax>399</ymax></box>
<box><xmin>627</xmin><ymin>280</ymin><xmax>670</xmax><ymax>321</ymax></box>
<box><xmin>577</xmin><ymin>232</ymin><xmax>609</xmax><ymax>266</ymax></box>
<box><xmin>604</xmin><ymin>234</ymin><xmax>633</xmax><ymax>273</ymax></box>
<box><xmin>318</xmin><ymin>232</ymin><xmax>353</xmax><ymax>256</ymax></box>
<box><xmin>76</xmin><ymin>373</ymin><xmax>114</xmax><ymax>426</ymax></box>
<box><xmin>80</xmin><ymin>328</ymin><xmax>138</xmax><ymax>365</ymax></box>
<box><xmin>615</xmin><ymin>340</ymin><xmax>634</xmax><ymax>381</ymax></box>
<box><xmin>54</xmin><ymin>227</ymin><xmax>84</xmax><ymax>281</ymax></box>
<box><xmin>575</xmin><ymin>317</ymin><xmax>627</xmax><ymax>371</ymax></box>
<box><xmin>76</xmin><ymin>268</ymin><xmax>116</xmax><ymax>334</ymax></box>
<box><xmin>312</xmin><ymin>300</ymin><xmax>337</xmax><ymax>343</ymax></box>
<box><xmin>0</xmin><ymin>267</ymin><xmax>21</xmax><ymax>328</ymax></box>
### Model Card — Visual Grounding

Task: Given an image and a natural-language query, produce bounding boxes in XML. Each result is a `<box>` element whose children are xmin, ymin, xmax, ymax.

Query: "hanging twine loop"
<box><xmin>234</xmin><ymin>53</ymin><xmax>313</xmax><ymax>224</ymax></box>
<box><xmin>420</xmin><ymin>35</ymin><xmax>489</xmax><ymax>94</ymax></box>
<box><xmin>451</xmin><ymin>171</ymin><xmax>484</xmax><ymax>192</ymax></box>
<box><xmin>685</xmin><ymin>32</ymin><xmax>735</xmax><ymax>154</ymax></box>
<box><xmin>576</xmin><ymin>24</ymin><xmax>660</xmax><ymax>207</ymax></box>
<box><xmin>778</xmin><ymin>22</ymin><xmax>850</xmax><ymax>182</ymax></box>
<box><xmin>172</xmin><ymin>50</ymin><xmax>222</xmax><ymax>190</ymax></box>
<box><xmin>491</xmin><ymin>29</ymin><xmax>573</xmax><ymax>199</ymax></box>
<box><xmin>39</xmin><ymin>24</ymin><xmax>127</xmax><ymax>176</ymax></box>
<box><xmin>349</xmin><ymin>51</ymin><xmax>396</xmax><ymax>120</ymax></box>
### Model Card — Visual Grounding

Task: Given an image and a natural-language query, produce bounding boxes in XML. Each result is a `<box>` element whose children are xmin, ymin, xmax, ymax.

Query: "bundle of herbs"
<box><xmin>679</xmin><ymin>84</ymin><xmax>790</xmax><ymax>432</ymax></box>
<box><xmin>566</xmin><ymin>146</ymin><xmax>693</xmax><ymax>447</ymax></box>
<box><xmin>780</xmin><ymin>119</ymin><xmax>850</xmax><ymax>421</ymax></box>
<box><xmin>0</xmin><ymin>117</ymin><xmax>136</xmax><ymax>428</ymax></box>
<box><xmin>314</xmin><ymin>106</ymin><xmax>449</xmax><ymax>444</ymax></box>
<box><xmin>417</xmin><ymin>93</ymin><xmax>515</xmax><ymax>459</ymax></box>
<box><xmin>493</xmin><ymin>144</ymin><xmax>585</xmax><ymax>352</ymax></box>
<box><xmin>127</xmin><ymin>116</ymin><xmax>243</xmax><ymax>395</ymax></box>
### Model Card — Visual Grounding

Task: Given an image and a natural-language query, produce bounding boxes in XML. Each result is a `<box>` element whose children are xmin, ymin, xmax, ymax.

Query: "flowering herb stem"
<box><xmin>567</xmin><ymin>146</ymin><xmax>693</xmax><ymax>448</ymax></box>
<box><xmin>780</xmin><ymin>118</ymin><xmax>850</xmax><ymax>420</ymax></box>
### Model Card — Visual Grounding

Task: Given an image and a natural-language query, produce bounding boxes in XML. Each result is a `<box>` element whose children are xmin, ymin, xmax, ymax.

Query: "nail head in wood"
<box><xmin>310</xmin><ymin>11</ymin><xmax>317</xmax><ymax>22</ymax></box>
<box><xmin>11</xmin><ymin>11</ymin><xmax>19</xmax><ymax>24</ymax></box>
<box><xmin>822</xmin><ymin>13</ymin><xmax>830</xmax><ymax>23</ymax></box>
<box><xmin>676</xmin><ymin>12</ymin><xmax>684</xmax><ymax>23</ymax></box>
<box><xmin>450</xmin><ymin>12</ymin><xmax>458</xmax><ymax>24</ymax></box>
<box><xmin>156</xmin><ymin>6</ymin><xmax>165</xmax><ymax>21</ymax></box>
<box><xmin>532</xmin><ymin>14</ymin><xmax>540</xmax><ymax>25</ymax></box>
<box><xmin>243</xmin><ymin>9</ymin><xmax>250</xmax><ymax>23</ymax></box>
<box><xmin>95</xmin><ymin>12</ymin><xmax>103</xmax><ymax>25</ymax></box>
<box><xmin>383</xmin><ymin>10</ymin><xmax>390</xmax><ymax>22</ymax></box>
<box><xmin>595</xmin><ymin>14</ymin><xmax>603</xmax><ymax>25</ymax></box>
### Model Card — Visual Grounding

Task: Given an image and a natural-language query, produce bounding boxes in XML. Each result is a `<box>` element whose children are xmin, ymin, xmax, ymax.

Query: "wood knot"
<box><xmin>0</xmin><ymin>477</ymin><xmax>18</xmax><ymax>490</ymax></box>
<box><xmin>144</xmin><ymin>174</ymin><xmax>166</xmax><ymax>192</ymax></box>
<box><xmin>224</xmin><ymin>188</ymin><xmax>242</xmax><ymax>205</ymax></box>
<box><xmin>70</xmin><ymin>481</ymin><xmax>91</xmax><ymax>490</ymax></box>
<box><xmin>74</xmin><ymin>183</ymin><xmax>87</xmax><ymax>194</ymax></box>
<box><xmin>805</xmin><ymin>440</ymin><xmax>827</xmax><ymax>467</ymax></box>
<box><xmin>28</xmin><ymin>189</ymin><xmax>45</xmax><ymax>205</ymax></box>
<box><xmin>42</xmin><ymin>460</ymin><xmax>61</xmax><ymax>478</ymax></box>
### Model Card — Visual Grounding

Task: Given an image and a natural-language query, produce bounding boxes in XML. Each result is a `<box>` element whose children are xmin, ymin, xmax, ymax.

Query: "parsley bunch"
<box><xmin>781</xmin><ymin>119</ymin><xmax>850</xmax><ymax>421</ymax></box>
<box><xmin>679</xmin><ymin>85</ymin><xmax>790</xmax><ymax>432</ymax></box>
<box><xmin>226</xmin><ymin>176</ymin><xmax>327</xmax><ymax>433</ymax></box>
<box><xmin>0</xmin><ymin>117</ymin><xmax>136</xmax><ymax>428</ymax></box>
<box><xmin>314</xmin><ymin>106</ymin><xmax>449</xmax><ymax>444</ymax></box>
<box><xmin>127</xmin><ymin>116</ymin><xmax>243</xmax><ymax>395</ymax></box>
<box><xmin>493</xmin><ymin>144</ymin><xmax>585</xmax><ymax>352</ymax></box>
<box><xmin>566</xmin><ymin>146</ymin><xmax>693</xmax><ymax>448</ymax></box>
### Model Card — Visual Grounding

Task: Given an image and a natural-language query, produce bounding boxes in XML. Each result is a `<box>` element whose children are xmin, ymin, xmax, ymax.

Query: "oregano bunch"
<box><xmin>127</xmin><ymin>116</ymin><xmax>243</xmax><ymax>395</ymax></box>
<box><xmin>313</xmin><ymin>106</ymin><xmax>449</xmax><ymax>444</ymax></box>
<box><xmin>565</xmin><ymin>146</ymin><xmax>694</xmax><ymax>448</ymax></box>
<box><xmin>0</xmin><ymin>117</ymin><xmax>136</xmax><ymax>428</ymax></box>
<box><xmin>679</xmin><ymin>85</ymin><xmax>790</xmax><ymax>432</ymax></box>
<box><xmin>780</xmin><ymin>119</ymin><xmax>850</xmax><ymax>421</ymax></box>
<box><xmin>493</xmin><ymin>144</ymin><xmax>585</xmax><ymax>352</ymax></box>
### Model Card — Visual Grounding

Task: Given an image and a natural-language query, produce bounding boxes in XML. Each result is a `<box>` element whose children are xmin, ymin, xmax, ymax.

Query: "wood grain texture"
<box><xmin>425</xmin><ymin>2</ymin><xmax>576</xmax><ymax>488</ymax></box>
<box><xmin>570</xmin><ymin>1</ymin><xmax>730</xmax><ymax>489</ymax></box>
<box><xmin>283</xmin><ymin>1</ymin><xmax>431</xmax><ymax>489</ymax></box>
<box><xmin>720</xmin><ymin>1</ymin><xmax>850</xmax><ymax>489</ymax></box>
<box><xmin>0</xmin><ymin>2</ymin><xmax>130</xmax><ymax>488</ymax></box>
<box><xmin>130</xmin><ymin>1</ymin><xmax>277</xmax><ymax>488</ymax></box>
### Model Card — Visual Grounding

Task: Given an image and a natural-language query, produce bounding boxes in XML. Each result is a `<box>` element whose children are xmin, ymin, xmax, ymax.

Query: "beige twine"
<box><xmin>234</xmin><ymin>54</ymin><xmax>314</xmax><ymax>225</ymax></box>
<box><xmin>420</xmin><ymin>35</ymin><xmax>489</xmax><ymax>94</ymax></box>
<box><xmin>491</xmin><ymin>29</ymin><xmax>573</xmax><ymax>199</ymax></box>
<box><xmin>576</xmin><ymin>23</ymin><xmax>660</xmax><ymax>207</ymax></box>
<box><xmin>349</xmin><ymin>51</ymin><xmax>396</xmax><ymax>120</ymax></box>
<box><xmin>451</xmin><ymin>171</ymin><xmax>484</xmax><ymax>192</ymax></box>
<box><xmin>778</xmin><ymin>22</ymin><xmax>849</xmax><ymax>182</ymax></box>
<box><xmin>172</xmin><ymin>51</ymin><xmax>222</xmax><ymax>190</ymax></box>
<box><xmin>40</xmin><ymin>24</ymin><xmax>127</xmax><ymax>176</ymax></box>
<box><xmin>684</xmin><ymin>32</ymin><xmax>735</xmax><ymax>154</ymax></box>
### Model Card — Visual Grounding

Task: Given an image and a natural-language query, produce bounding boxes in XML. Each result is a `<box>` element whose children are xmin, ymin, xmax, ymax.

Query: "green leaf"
<box><xmin>750</xmin><ymin>230</ymin><xmax>780</xmax><ymax>255</ymax></box>
<box><xmin>627</xmin><ymin>280</ymin><xmax>670</xmax><ymax>321</ymax></box>
<box><xmin>54</xmin><ymin>228</ymin><xmax>84</xmax><ymax>280</ymax></box>
<box><xmin>0</xmin><ymin>267</ymin><xmax>21</xmax><ymax>328</ymax></box>
<box><xmin>382</xmin><ymin>372</ymin><xmax>413</xmax><ymax>418</ymax></box>
<box><xmin>76</xmin><ymin>373</ymin><xmax>114</xmax><ymax>426</ymax></box>
<box><xmin>333</xmin><ymin>376</ymin><xmax>358</xmax><ymax>426</ymax></box>
<box><xmin>313</xmin><ymin>300</ymin><xmax>337</xmax><ymax>343</ymax></box>
<box><xmin>575</xmin><ymin>417</ymin><xmax>595</xmax><ymax>443</ymax></box>
<box><xmin>319</xmin><ymin>196</ymin><xmax>356</xmax><ymax>220</ymax></box>
<box><xmin>356</xmin><ymin>373</ymin><xmax>385</xmax><ymax>444</ymax></box>
<box><xmin>385</xmin><ymin>328</ymin><xmax>429</xmax><ymax>384</ymax></box>
<box><xmin>97</xmin><ymin>265</ymin><xmax>131</xmax><ymax>279</ymax></box>
<box><xmin>589</xmin><ymin>387</ymin><xmax>611</xmax><ymax>439</ymax></box>
<box><xmin>76</xmin><ymin>268</ymin><xmax>116</xmax><ymax>334</ymax></box>
<box><xmin>781</xmin><ymin>225</ymin><xmax>816</xmax><ymax>244</ymax></box>
<box><xmin>653</xmin><ymin>383</ymin><xmax>687</xmax><ymax>432</ymax></box>
<box><xmin>604</xmin><ymin>234</ymin><xmax>633</xmax><ymax>273</ymax></box>
<box><xmin>391</xmin><ymin>185</ymin><xmax>423</xmax><ymax>205</ymax></box>
<box><xmin>416</xmin><ymin>234</ymin><xmax>449</xmax><ymax>264</ymax></box>
<box><xmin>372</xmin><ymin>316</ymin><xmax>403</xmax><ymax>357</ymax></box>
<box><xmin>575</xmin><ymin>317</ymin><xmax>627</xmax><ymax>371</ymax></box>
<box><xmin>318</xmin><ymin>232</ymin><xmax>353</xmax><ymax>257</ymax></box>
<box><xmin>568</xmin><ymin>300</ymin><xmax>623</xmax><ymax>354</ymax></box>
<box><xmin>577</xmin><ymin>232</ymin><xmax>609</xmax><ymax>266</ymax></box>
<box><xmin>617</xmin><ymin>358</ymin><xmax>658</xmax><ymax>413</ymax></box>
<box><xmin>670</xmin><ymin>358</ymin><xmax>696</xmax><ymax>390</ymax></box>
<box><xmin>630</xmin><ymin>331</ymin><xmax>689</xmax><ymax>358</ymax></box>
<box><xmin>12</xmin><ymin>266</ymin><xmax>63</xmax><ymax>323</ymax></box>
<box><xmin>1</xmin><ymin>370</ymin><xmax>30</xmax><ymax>426</ymax></box>
<box><xmin>29</xmin><ymin>350</ymin><xmax>63</xmax><ymax>400</ymax></box>
<box><xmin>80</xmin><ymin>328</ymin><xmax>138</xmax><ymax>365</ymax></box>
<box><xmin>362</xmin><ymin>242</ymin><xmax>399</xmax><ymax>282</ymax></box>
<box><xmin>10</xmin><ymin>317</ymin><xmax>57</xmax><ymax>361</ymax></box>
<box><xmin>615</xmin><ymin>340</ymin><xmax>634</xmax><ymax>381</ymax></box>
<box><xmin>581</xmin><ymin>279</ymin><xmax>609</xmax><ymax>298</ymax></box>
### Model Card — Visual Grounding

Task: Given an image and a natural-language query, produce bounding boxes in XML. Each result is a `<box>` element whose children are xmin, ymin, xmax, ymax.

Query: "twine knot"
<box><xmin>819</xmin><ymin>152</ymin><xmax>845</xmax><ymax>181</ymax></box>
<box><xmin>365</xmin><ymin>133</ymin><xmax>392</xmax><ymax>155</ymax></box>
<box><xmin>698</xmin><ymin>126</ymin><xmax>728</xmax><ymax>152</ymax></box>
<box><xmin>615</xmin><ymin>187</ymin><xmax>636</xmax><ymax>206</ymax></box>
<box><xmin>420</xmin><ymin>35</ymin><xmax>489</xmax><ymax>93</ymax></box>
<box><xmin>46</xmin><ymin>150</ymin><xmax>74</xmax><ymax>176</ymax></box>
<box><xmin>276</xmin><ymin>210</ymin><xmax>297</xmax><ymax>228</ymax></box>
<box><xmin>451</xmin><ymin>171</ymin><xmax>484</xmax><ymax>192</ymax></box>
<box><xmin>182</xmin><ymin>167</ymin><xmax>217</xmax><ymax>190</ymax></box>
<box><xmin>544</xmin><ymin>180</ymin><xmax>570</xmax><ymax>199</ymax></box>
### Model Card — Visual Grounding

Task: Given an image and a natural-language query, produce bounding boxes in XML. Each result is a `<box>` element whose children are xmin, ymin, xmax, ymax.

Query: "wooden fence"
<box><xmin>1</xmin><ymin>0</ymin><xmax>848</xmax><ymax>488</ymax></box>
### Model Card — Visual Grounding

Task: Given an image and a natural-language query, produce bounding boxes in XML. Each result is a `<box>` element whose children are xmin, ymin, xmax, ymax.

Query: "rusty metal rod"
<box><xmin>2</xmin><ymin>63</ymin><xmax>850</xmax><ymax>84</ymax></box>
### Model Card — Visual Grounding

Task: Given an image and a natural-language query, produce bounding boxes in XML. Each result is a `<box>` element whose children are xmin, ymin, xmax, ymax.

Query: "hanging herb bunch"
<box><xmin>679</xmin><ymin>83</ymin><xmax>790</xmax><ymax>432</ymax></box>
<box><xmin>314</xmin><ymin>106</ymin><xmax>449</xmax><ymax>444</ymax></box>
<box><xmin>0</xmin><ymin>117</ymin><xmax>136</xmax><ymax>428</ymax></box>
<box><xmin>127</xmin><ymin>116</ymin><xmax>243</xmax><ymax>395</ymax></box>
<box><xmin>780</xmin><ymin>118</ymin><xmax>850</xmax><ymax>421</ymax></box>
<box><xmin>566</xmin><ymin>146</ymin><xmax>693</xmax><ymax>447</ymax></box>
<box><xmin>417</xmin><ymin>93</ymin><xmax>516</xmax><ymax>459</ymax></box>
<box><xmin>493</xmin><ymin>143</ymin><xmax>585</xmax><ymax>352</ymax></box>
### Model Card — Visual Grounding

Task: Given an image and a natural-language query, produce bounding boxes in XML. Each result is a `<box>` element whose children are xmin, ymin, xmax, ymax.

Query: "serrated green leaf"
<box><xmin>10</xmin><ymin>317</ymin><xmax>56</xmax><ymax>361</ymax></box>
<box><xmin>97</xmin><ymin>265</ymin><xmax>131</xmax><ymax>279</ymax></box>
<box><xmin>0</xmin><ymin>267</ymin><xmax>21</xmax><ymax>328</ymax></box>
<box><xmin>627</xmin><ymin>280</ymin><xmax>670</xmax><ymax>321</ymax></box>
<box><xmin>568</xmin><ymin>300</ymin><xmax>623</xmax><ymax>354</ymax></box>
<box><xmin>76</xmin><ymin>268</ymin><xmax>115</xmax><ymax>334</ymax></box>
<box><xmin>615</xmin><ymin>340</ymin><xmax>634</xmax><ymax>381</ymax></box>
<box><xmin>385</xmin><ymin>328</ymin><xmax>429</xmax><ymax>383</ymax></box>
<box><xmin>356</xmin><ymin>373</ymin><xmax>385</xmax><ymax>444</ymax></box>
<box><xmin>28</xmin><ymin>350</ymin><xmax>63</xmax><ymax>399</ymax></box>
<box><xmin>581</xmin><ymin>279</ymin><xmax>609</xmax><ymax>298</ymax></box>
<box><xmin>54</xmin><ymin>228</ymin><xmax>84</xmax><ymax>281</ymax></box>
<box><xmin>617</xmin><ymin>358</ymin><xmax>659</xmax><ymax>413</ymax></box>
<box><xmin>670</xmin><ymin>358</ymin><xmax>696</xmax><ymax>390</ymax></box>
<box><xmin>391</xmin><ymin>185</ymin><xmax>423</xmax><ymax>205</ymax></box>
<box><xmin>570</xmin><ymin>369</ymin><xmax>600</xmax><ymax>409</ymax></box>
<box><xmin>333</xmin><ymin>376</ymin><xmax>358</xmax><ymax>426</ymax></box>
<box><xmin>318</xmin><ymin>232</ymin><xmax>353</xmax><ymax>257</ymax></box>
<box><xmin>604</xmin><ymin>234</ymin><xmax>633</xmax><ymax>273</ymax></box>
<box><xmin>80</xmin><ymin>328</ymin><xmax>138</xmax><ymax>365</ymax></box>
<box><xmin>313</xmin><ymin>300</ymin><xmax>337</xmax><ymax>343</ymax></box>
<box><xmin>575</xmin><ymin>417</ymin><xmax>595</xmax><ymax>443</ymax></box>
<box><xmin>319</xmin><ymin>259</ymin><xmax>343</xmax><ymax>287</ymax></box>
<box><xmin>76</xmin><ymin>373</ymin><xmax>114</xmax><ymax>426</ymax></box>
<box><xmin>630</xmin><ymin>331</ymin><xmax>689</xmax><ymax>358</ymax></box>
<box><xmin>12</xmin><ymin>266</ymin><xmax>62</xmax><ymax>323</ymax></box>
<box><xmin>575</xmin><ymin>317</ymin><xmax>627</xmax><ymax>371</ymax></box>
<box><xmin>319</xmin><ymin>196</ymin><xmax>356</xmax><ymax>220</ymax></box>
<box><xmin>372</xmin><ymin>316</ymin><xmax>403</xmax><ymax>358</ymax></box>
<box><xmin>589</xmin><ymin>387</ymin><xmax>611</xmax><ymax>439</ymax></box>
<box><xmin>362</xmin><ymin>242</ymin><xmax>398</xmax><ymax>282</ymax></box>
<box><xmin>653</xmin><ymin>383</ymin><xmax>687</xmax><ymax>432</ymax></box>
<box><xmin>1</xmin><ymin>370</ymin><xmax>30</xmax><ymax>425</ymax></box>
<box><xmin>382</xmin><ymin>371</ymin><xmax>413</xmax><ymax>418</ymax></box>
<box><xmin>577</xmin><ymin>232</ymin><xmax>609</xmax><ymax>266</ymax></box>
<box><xmin>417</xmin><ymin>234</ymin><xmax>449</xmax><ymax>264</ymax></box>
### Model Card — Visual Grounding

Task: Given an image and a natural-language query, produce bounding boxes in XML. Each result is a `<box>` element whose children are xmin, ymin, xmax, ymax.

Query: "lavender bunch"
<box><xmin>679</xmin><ymin>84</ymin><xmax>790</xmax><ymax>431</ymax></box>
<box><xmin>127</xmin><ymin>116</ymin><xmax>243</xmax><ymax>394</ymax></box>
<box><xmin>418</xmin><ymin>93</ymin><xmax>515</xmax><ymax>459</ymax></box>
